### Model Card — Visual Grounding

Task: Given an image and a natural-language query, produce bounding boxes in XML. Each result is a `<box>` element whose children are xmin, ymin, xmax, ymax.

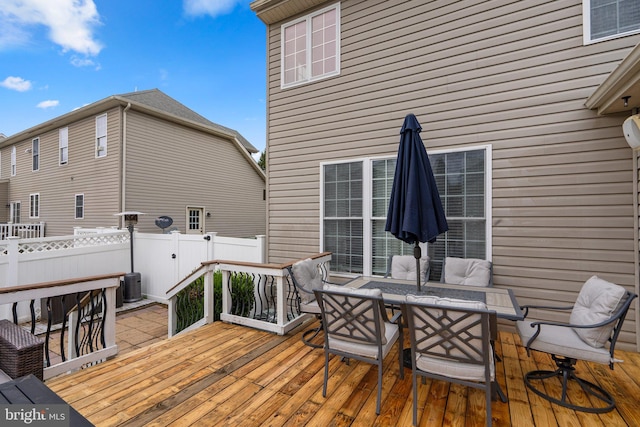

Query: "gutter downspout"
<box><xmin>634</xmin><ymin>150</ymin><xmax>639</xmax><ymax>353</ymax></box>
<box><xmin>121</xmin><ymin>103</ymin><xmax>131</xmax><ymax>229</ymax></box>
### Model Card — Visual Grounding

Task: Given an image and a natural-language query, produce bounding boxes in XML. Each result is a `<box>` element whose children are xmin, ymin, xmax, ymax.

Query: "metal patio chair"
<box><xmin>516</xmin><ymin>275</ymin><xmax>637</xmax><ymax>413</ymax></box>
<box><xmin>287</xmin><ymin>257</ymin><xmax>333</xmax><ymax>348</ymax></box>
<box><xmin>314</xmin><ymin>284</ymin><xmax>404</xmax><ymax>415</ymax></box>
<box><xmin>401</xmin><ymin>295</ymin><xmax>506</xmax><ymax>427</ymax></box>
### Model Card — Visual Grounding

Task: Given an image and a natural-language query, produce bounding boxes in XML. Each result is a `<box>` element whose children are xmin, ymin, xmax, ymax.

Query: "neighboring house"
<box><xmin>0</xmin><ymin>89</ymin><xmax>266</xmax><ymax>237</ymax></box>
<box><xmin>251</xmin><ymin>0</ymin><xmax>640</xmax><ymax>350</ymax></box>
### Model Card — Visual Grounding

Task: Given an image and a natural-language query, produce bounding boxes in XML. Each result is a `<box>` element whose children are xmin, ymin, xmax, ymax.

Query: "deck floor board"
<box><xmin>46</xmin><ymin>319</ymin><xmax>640</xmax><ymax>426</ymax></box>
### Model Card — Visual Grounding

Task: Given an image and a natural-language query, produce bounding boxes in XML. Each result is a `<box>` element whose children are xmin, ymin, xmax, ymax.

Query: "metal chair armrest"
<box><xmin>520</xmin><ymin>304</ymin><xmax>573</xmax><ymax>318</ymax></box>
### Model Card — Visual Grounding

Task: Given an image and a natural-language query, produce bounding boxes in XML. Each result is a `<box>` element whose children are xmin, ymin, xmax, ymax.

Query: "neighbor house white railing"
<box><xmin>0</xmin><ymin>273</ymin><xmax>123</xmax><ymax>380</ymax></box>
<box><xmin>166</xmin><ymin>252</ymin><xmax>331</xmax><ymax>337</ymax></box>
<box><xmin>0</xmin><ymin>222</ymin><xmax>45</xmax><ymax>240</ymax></box>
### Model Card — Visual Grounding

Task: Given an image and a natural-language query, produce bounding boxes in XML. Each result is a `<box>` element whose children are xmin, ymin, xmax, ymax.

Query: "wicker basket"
<box><xmin>0</xmin><ymin>319</ymin><xmax>44</xmax><ymax>380</ymax></box>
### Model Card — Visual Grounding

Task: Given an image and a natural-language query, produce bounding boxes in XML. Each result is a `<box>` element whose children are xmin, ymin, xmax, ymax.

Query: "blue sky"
<box><xmin>0</xmin><ymin>0</ymin><xmax>267</xmax><ymax>154</ymax></box>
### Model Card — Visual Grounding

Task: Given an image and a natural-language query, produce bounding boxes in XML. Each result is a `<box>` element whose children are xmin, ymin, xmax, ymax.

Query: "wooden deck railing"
<box><xmin>0</xmin><ymin>273</ymin><xmax>124</xmax><ymax>380</ymax></box>
<box><xmin>166</xmin><ymin>253</ymin><xmax>332</xmax><ymax>337</ymax></box>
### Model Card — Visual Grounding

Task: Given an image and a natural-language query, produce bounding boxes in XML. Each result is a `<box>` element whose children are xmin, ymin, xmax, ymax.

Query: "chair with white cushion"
<box><xmin>287</xmin><ymin>258</ymin><xmax>333</xmax><ymax>348</ymax></box>
<box><xmin>401</xmin><ymin>295</ymin><xmax>506</xmax><ymax>427</ymax></box>
<box><xmin>314</xmin><ymin>284</ymin><xmax>404</xmax><ymax>415</ymax></box>
<box><xmin>441</xmin><ymin>257</ymin><xmax>493</xmax><ymax>287</ymax></box>
<box><xmin>384</xmin><ymin>255</ymin><xmax>430</xmax><ymax>282</ymax></box>
<box><xmin>516</xmin><ymin>275</ymin><xmax>637</xmax><ymax>413</ymax></box>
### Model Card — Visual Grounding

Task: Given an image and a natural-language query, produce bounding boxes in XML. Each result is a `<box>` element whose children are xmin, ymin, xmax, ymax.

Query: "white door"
<box><xmin>186</xmin><ymin>207</ymin><xmax>204</xmax><ymax>234</ymax></box>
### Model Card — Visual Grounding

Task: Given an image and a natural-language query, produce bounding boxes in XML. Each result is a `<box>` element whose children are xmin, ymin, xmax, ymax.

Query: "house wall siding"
<box><xmin>263</xmin><ymin>0</ymin><xmax>640</xmax><ymax>349</ymax></box>
<box><xmin>123</xmin><ymin>111</ymin><xmax>266</xmax><ymax>238</ymax></box>
<box><xmin>0</xmin><ymin>108</ymin><xmax>122</xmax><ymax>235</ymax></box>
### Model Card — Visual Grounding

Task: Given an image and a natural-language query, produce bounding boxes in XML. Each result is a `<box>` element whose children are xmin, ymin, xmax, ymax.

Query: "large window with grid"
<box><xmin>321</xmin><ymin>146</ymin><xmax>491</xmax><ymax>279</ymax></box>
<box><xmin>584</xmin><ymin>0</ymin><xmax>640</xmax><ymax>43</ymax></box>
<box><xmin>281</xmin><ymin>3</ymin><xmax>340</xmax><ymax>88</ymax></box>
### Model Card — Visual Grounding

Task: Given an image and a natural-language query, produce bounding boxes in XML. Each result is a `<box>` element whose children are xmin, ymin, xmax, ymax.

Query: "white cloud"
<box><xmin>0</xmin><ymin>76</ymin><xmax>32</xmax><ymax>91</ymax></box>
<box><xmin>0</xmin><ymin>0</ymin><xmax>103</xmax><ymax>56</ymax></box>
<box><xmin>37</xmin><ymin>100</ymin><xmax>59</xmax><ymax>109</ymax></box>
<box><xmin>183</xmin><ymin>0</ymin><xmax>241</xmax><ymax>17</ymax></box>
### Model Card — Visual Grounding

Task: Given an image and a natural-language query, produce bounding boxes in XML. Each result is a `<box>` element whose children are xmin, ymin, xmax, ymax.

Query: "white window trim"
<box><xmin>96</xmin><ymin>114</ymin><xmax>107</xmax><ymax>158</ymax></box>
<box><xmin>59</xmin><ymin>127</ymin><xmax>69</xmax><ymax>165</ymax></box>
<box><xmin>11</xmin><ymin>146</ymin><xmax>16</xmax><ymax>177</ymax></box>
<box><xmin>319</xmin><ymin>145</ymin><xmax>492</xmax><ymax>277</ymax></box>
<box><xmin>583</xmin><ymin>0</ymin><xmax>640</xmax><ymax>44</ymax></box>
<box><xmin>280</xmin><ymin>2</ymin><xmax>341</xmax><ymax>89</ymax></box>
<box><xmin>29</xmin><ymin>193</ymin><xmax>40</xmax><ymax>218</ymax></box>
<box><xmin>75</xmin><ymin>193</ymin><xmax>84</xmax><ymax>219</ymax></box>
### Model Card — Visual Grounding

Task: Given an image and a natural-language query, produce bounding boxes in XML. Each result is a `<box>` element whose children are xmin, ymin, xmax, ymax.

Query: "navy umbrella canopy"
<box><xmin>385</xmin><ymin>114</ymin><xmax>448</xmax><ymax>290</ymax></box>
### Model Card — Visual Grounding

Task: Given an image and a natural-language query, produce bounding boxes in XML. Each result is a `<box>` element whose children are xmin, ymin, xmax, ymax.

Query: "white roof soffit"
<box><xmin>250</xmin><ymin>0</ymin><xmax>327</xmax><ymax>24</ymax></box>
<box><xmin>585</xmin><ymin>42</ymin><xmax>640</xmax><ymax>115</ymax></box>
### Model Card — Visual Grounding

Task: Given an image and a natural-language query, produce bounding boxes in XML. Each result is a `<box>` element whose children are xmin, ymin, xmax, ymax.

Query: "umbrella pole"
<box><xmin>414</xmin><ymin>242</ymin><xmax>421</xmax><ymax>292</ymax></box>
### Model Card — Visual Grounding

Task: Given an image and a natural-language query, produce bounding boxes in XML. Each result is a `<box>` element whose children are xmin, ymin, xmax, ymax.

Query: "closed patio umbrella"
<box><xmin>385</xmin><ymin>114</ymin><xmax>448</xmax><ymax>291</ymax></box>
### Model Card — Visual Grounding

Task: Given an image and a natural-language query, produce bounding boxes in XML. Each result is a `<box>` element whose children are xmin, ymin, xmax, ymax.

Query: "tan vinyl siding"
<box><xmin>123</xmin><ymin>111</ymin><xmax>265</xmax><ymax>238</ymax></box>
<box><xmin>0</xmin><ymin>108</ymin><xmax>122</xmax><ymax>234</ymax></box>
<box><xmin>263</xmin><ymin>0</ymin><xmax>640</xmax><ymax>349</ymax></box>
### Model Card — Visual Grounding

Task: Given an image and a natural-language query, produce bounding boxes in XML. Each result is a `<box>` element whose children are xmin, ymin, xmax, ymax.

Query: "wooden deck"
<box><xmin>46</xmin><ymin>319</ymin><xmax>640</xmax><ymax>426</ymax></box>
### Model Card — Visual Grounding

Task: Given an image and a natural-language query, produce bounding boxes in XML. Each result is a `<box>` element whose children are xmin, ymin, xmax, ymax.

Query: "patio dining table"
<box><xmin>345</xmin><ymin>276</ymin><xmax>524</xmax><ymax>321</ymax></box>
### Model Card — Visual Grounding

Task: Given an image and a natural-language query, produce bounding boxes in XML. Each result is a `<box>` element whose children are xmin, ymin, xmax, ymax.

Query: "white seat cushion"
<box><xmin>390</xmin><ymin>255</ymin><xmax>429</xmax><ymax>281</ymax></box>
<box><xmin>292</xmin><ymin>258</ymin><xmax>323</xmax><ymax>304</ymax></box>
<box><xmin>328</xmin><ymin>322</ymin><xmax>399</xmax><ymax>359</ymax></box>
<box><xmin>569</xmin><ymin>276</ymin><xmax>625</xmax><ymax>348</ymax></box>
<box><xmin>517</xmin><ymin>320</ymin><xmax>614</xmax><ymax>365</ymax></box>
<box><xmin>443</xmin><ymin>257</ymin><xmax>491</xmax><ymax>287</ymax></box>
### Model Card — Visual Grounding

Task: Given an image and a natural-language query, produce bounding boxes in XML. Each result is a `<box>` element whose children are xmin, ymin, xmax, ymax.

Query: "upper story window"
<box><xmin>11</xmin><ymin>146</ymin><xmax>16</xmax><ymax>177</ymax></box>
<box><xmin>281</xmin><ymin>3</ymin><xmax>340</xmax><ymax>88</ymax></box>
<box><xmin>32</xmin><ymin>137</ymin><xmax>39</xmax><ymax>171</ymax></box>
<box><xmin>96</xmin><ymin>114</ymin><xmax>107</xmax><ymax>157</ymax></box>
<box><xmin>584</xmin><ymin>0</ymin><xmax>640</xmax><ymax>43</ymax></box>
<box><xmin>59</xmin><ymin>127</ymin><xmax>68</xmax><ymax>165</ymax></box>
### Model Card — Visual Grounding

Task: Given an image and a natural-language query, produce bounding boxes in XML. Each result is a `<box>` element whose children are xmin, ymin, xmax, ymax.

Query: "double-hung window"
<box><xmin>59</xmin><ymin>127</ymin><xmax>68</xmax><ymax>165</ymax></box>
<box><xmin>281</xmin><ymin>3</ymin><xmax>340</xmax><ymax>88</ymax></box>
<box><xmin>584</xmin><ymin>0</ymin><xmax>640</xmax><ymax>43</ymax></box>
<box><xmin>32</xmin><ymin>138</ymin><xmax>39</xmax><ymax>171</ymax></box>
<box><xmin>75</xmin><ymin>194</ymin><xmax>84</xmax><ymax>219</ymax></box>
<box><xmin>11</xmin><ymin>146</ymin><xmax>16</xmax><ymax>176</ymax></box>
<box><xmin>29</xmin><ymin>193</ymin><xmax>39</xmax><ymax>218</ymax></box>
<box><xmin>321</xmin><ymin>146</ymin><xmax>491</xmax><ymax>280</ymax></box>
<box><xmin>96</xmin><ymin>114</ymin><xmax>107</xmax><ymax>157</ymax></box>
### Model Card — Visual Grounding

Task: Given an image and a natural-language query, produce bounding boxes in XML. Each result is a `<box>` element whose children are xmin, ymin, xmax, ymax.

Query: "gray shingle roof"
<box><xmin>117</xmin><ymin>89</ymin><xmax>258</xmax><ymax>153</ymax></box>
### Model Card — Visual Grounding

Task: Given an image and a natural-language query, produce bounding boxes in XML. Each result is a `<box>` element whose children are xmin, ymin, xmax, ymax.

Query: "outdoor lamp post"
<box><xmin>115</xmin><ymin>211</ymin><xmax>145</xmax><ymax>302</ymax></box>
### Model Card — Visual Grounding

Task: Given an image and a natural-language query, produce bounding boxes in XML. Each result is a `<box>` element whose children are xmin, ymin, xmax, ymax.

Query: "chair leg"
<box><xmin>524</xmin><ymin>356</ymin><xmax>615</xmax><ymax>413</ymax></box>
<box><xmin>376</xmin><ymin>361</ymin><xmax>382</xmax><ymax>415</ymax></box>
<box><xmin>301</xmin><ymin>317</ymin><xmax>323</xmax><ymax>349</ymax></box>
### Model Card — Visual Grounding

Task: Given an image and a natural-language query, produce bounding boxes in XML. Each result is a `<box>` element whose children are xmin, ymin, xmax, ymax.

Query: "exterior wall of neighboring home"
<box><xmin>122</xmin><ymin>110</ymin><xmax>266</xmax><ymax>237</ymax></box>
<box><xmin>0</xmin><ymin>180</ymin><xmax>8</xmax><ymax>222</ymax></box>
<box><xmin>0</xmin><ymin>107</ymin><xmax>122</xmax><ymax>235</ymax></box>
<box><xmin>259</xmin><ymin>1</ymin><xmax>640</xmax><ymax>349</ymax></box>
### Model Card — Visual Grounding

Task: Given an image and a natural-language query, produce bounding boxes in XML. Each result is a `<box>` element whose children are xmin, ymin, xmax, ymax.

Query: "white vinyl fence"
<box><xmin>0</xmin><ymin>230</ymin><xmax>266</xmax><ymax>321</ymax></box>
